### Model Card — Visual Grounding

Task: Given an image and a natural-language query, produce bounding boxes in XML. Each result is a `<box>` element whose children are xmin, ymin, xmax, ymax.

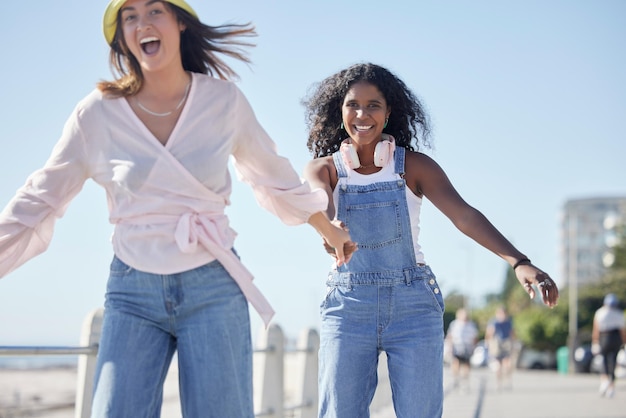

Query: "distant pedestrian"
<box><xmin>592</xmin><ymin>293</ymin><xmax>626</xmax><ymax>398</ymax></box>
<box><xmin>485</xmin><ymin>306</ymin><xmax>516</xmax><ymax>390</ymax></box>
<box><xmin>446</xmin><ymin>308</ymin><xmax>479</xmax><ymax>391</ymax></box>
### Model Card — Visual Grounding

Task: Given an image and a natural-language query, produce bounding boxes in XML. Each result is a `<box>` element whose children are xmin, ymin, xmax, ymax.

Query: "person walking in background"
<box><xmin>0</xmin><ymin>1</ymin><xmax>353</xmax><ymax>416</ymax></box>
<box><xmin>302</xmin><ymin>62</ymin><xmax>559</xmax><ymax>418</ymax></box>
<box><xmin>592</xmin><ymin>293</ymin><xmax>626</xmax><ymax>398</ymax></box>
<box><xmin>445</xmin><ymin>308</ymin><xmax>479</xmax><ymax>392</ymax></box>
<box><xmin>485</xmin><ymin>306</ymin><xmax>516</xmax><ymax>390</ymax></box>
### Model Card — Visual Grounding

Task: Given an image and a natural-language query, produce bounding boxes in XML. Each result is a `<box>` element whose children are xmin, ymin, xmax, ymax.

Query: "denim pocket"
<box><xmin>345</xmin><ymin>200</ymin><xmax>401</xmax><ymax>250</ymax></box>
<box><xmin>109</xmin><ymin>255</ymin><xmax>134</xmax><ymax>276</ymax></box>
<box><xmin>320</xmin><ymin>285</ymin><xmax>338</xmax><ymax>313</ymax></box>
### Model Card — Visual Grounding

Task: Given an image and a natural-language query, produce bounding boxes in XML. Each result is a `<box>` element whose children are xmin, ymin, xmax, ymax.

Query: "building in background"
<box><xmin>561</xmin><ymin>196</ymin><xmax>626</xmax><ymax>361</ymax></box>
<box><xmin>561</xmin><ymin>196</ymin><xmax>626</xmax><ymax>287</ymax></box>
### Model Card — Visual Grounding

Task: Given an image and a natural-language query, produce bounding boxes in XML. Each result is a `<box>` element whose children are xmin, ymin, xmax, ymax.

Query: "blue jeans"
<box><xmin>319</xmin><ymin>268</ymin><xmax>444</xmax><ymax>418</ymax></box>
<box><xmin>91</xmin><ymin>255</ymin><xmax>253</xmax><ymax>417</ymax></box>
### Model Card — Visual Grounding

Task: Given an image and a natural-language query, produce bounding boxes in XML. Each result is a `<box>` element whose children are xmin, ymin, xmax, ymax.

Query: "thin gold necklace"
<box><xmin>358</xmin><ymin>162</ymin><xmax>376</xmax><ymax>169</ymax></box>
<box><xmin>136</xmin><ymin>81</ymin><xmax>191</xmax><ymax>117</ymax></box>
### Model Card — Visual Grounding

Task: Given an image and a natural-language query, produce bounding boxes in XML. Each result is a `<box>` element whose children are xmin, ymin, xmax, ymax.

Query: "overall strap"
<box><xmin>394</xmin><ymin>146</ymin><xmax>406</xmax><ymax>177</ymax></box>
<box><xmin>332</xmin><ymin>151</ymin><xmax>349</xmax><ymax>179</ymax></box>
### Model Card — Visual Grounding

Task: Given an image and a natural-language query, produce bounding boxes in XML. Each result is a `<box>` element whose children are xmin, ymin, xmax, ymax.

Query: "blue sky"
<box><xmin>1</xmin><ymin>1</ymin><xmax>624</xmax><ymax>345</ymax></box>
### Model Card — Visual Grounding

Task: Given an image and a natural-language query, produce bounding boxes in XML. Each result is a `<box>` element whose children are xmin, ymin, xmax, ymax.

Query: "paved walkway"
<box><xmin>371</xmin><ymin>362</ymin><xmax>626</xmax><ymax>418</ymax></box>
<box><xmin>442</xmin><ymin>368</ymin><xmax>625</xmax><ymax>418</ymax></box>
<box><xmin>1</xmin><ymin>361</ymin><xmax>623</xmax><ymax>417</ymax></box>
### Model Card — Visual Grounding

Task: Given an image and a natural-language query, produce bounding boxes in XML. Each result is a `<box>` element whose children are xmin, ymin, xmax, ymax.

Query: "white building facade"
<box><xmin>561</xmin><ymin>196</ymin><xmax>626</xmax><ymax>287</ymax></box>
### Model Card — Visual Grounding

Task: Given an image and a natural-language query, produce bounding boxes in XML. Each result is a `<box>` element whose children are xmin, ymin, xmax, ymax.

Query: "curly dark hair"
<box><xmin>98</xmin><ymin>4</ymin><xmax>256</xmax><ymax>97</ymax></box>
<box><xmin>303</xmin><ymin>63</ymin><xmax>432</xmax><ymax>158</ymax></box>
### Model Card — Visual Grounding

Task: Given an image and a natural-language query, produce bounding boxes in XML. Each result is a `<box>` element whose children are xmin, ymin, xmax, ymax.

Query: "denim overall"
<box><xmin>318</xmin><ymin>147</ymin><xmax>444</xmax><ymax>418</ymax></box>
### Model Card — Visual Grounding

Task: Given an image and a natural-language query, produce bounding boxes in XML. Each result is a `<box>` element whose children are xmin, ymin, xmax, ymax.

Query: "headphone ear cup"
<box><xmin>373</xmin><ymin>140</ymin><xmax>392</xmax><ymax>167</ymax></box>
<box><xmin>340</xmin><ymin>142</ymin><xmax>361</xmax><ymax>169</ymax></box>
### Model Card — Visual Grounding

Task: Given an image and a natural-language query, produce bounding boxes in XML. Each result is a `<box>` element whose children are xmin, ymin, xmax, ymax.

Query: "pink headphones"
<box><xmin>339</xmin><ymin>134</ymin><xmax>395</xmax><ymax>170</ymax></box>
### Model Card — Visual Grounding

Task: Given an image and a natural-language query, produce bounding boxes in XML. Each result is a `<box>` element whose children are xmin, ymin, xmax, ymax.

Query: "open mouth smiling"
<box><xmin>140</xmin><ymin>36</ymin><xmax>160</xmax><ymax>54</ymax></box>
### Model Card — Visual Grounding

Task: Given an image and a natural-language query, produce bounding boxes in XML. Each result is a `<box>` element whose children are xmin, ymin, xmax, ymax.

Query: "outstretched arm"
<box><xmin>304</xmin><ymin>157</ymin><xmax>358</xmax><ymax>264</ymax></box>
<box><xmin>407</xmin><ymin>152</ymin><xmax>558</xmax><ymax>307</ymax></box>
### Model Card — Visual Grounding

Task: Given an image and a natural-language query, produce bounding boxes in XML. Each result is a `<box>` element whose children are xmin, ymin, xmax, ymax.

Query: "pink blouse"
<box><xmin>0</xmin><ymin>72</ymin><xmax>327</xmax><ymax>325</ymax></box>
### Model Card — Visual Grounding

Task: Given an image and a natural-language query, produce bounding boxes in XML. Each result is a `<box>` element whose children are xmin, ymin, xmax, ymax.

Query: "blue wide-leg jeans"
<box><xmin>91</xmin><ymin>255</ymin><xmax>253</xmax><ymax>417</ymax></box>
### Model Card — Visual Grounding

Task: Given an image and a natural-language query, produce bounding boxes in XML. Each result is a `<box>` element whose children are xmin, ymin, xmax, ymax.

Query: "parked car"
<box><xmin>516</xmin><ymin>346</ymin><xmax>556</xmax><ymax>370</ymax></box>
<box><xmin>573</xmin><ymin>344</ymin><xmax>596</xmax><ymax>373</ymax></box>
<box><xmin>574</xmin><ymin>344</ymin><xmax>626</xmax><ymax>375</ymax></box>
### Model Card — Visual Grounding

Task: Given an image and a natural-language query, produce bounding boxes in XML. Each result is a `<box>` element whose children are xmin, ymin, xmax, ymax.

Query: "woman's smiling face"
<box><xmin>341</xmin><ymin>81</ymin><xmax>391</xmax><ymax>146</ymax></box>
<box><xmin>119</xmin><ymin>0</ymin><xmax>185</xmax><ymax>73</ymax></box>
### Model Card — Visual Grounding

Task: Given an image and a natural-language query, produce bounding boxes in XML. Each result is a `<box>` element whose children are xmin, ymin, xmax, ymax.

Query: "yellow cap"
<box><xmin>103</xmin><ymin>0</ymin><xmax>198</xmax><ymax>45</ymax></box>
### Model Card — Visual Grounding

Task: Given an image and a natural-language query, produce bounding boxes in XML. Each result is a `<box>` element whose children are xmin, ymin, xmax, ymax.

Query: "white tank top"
<box><xmin>332</xmin><ymin>156</ymin><xmax>426</xmax><ymax>264</ymax></box>
<box><xmin>595</xmin><ymin>306</ymin><xmax>626</xmax><ymax>332</ymax></box>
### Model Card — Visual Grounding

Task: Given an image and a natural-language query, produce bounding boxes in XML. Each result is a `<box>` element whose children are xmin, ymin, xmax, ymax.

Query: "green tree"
<box><xmin>501</xmin><ymin>265</ymin><xmax>521</xmax><ymax>304</ymax></box>
<box><xmin>443</xmin><ymin>290</ymin><xmax>466</xmax><ymax>332</ymax></box>
<box><xmin>609</xmin><ymin>224</ymin><xmax>626</xmax><ymax>270</ymax></box>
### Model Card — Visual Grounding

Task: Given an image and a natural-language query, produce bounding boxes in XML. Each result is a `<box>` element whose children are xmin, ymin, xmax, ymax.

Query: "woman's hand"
<box><xmin>515</xmin><ymin>263</ymin><xmax>559</xmax><ymax>307</ymax></box>
<box><xmin>308</xmin><ymin>213</ymin><xmax>356</xmax><ymax>266</ymax></box>
<box><xmin>322</xmin><ymin>220</ymin><xmax>358</xmax><ymax>265</ymax></box>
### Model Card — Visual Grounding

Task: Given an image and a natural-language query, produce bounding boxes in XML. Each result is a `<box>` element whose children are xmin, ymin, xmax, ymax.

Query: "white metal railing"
<box><xmin>0</xmin><ymin>308</ymin><xmax>319</xmax><ymax>418</ymax></box>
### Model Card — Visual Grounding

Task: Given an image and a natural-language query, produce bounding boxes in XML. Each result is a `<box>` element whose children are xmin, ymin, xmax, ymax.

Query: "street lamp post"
<box><xmin>567</xmin><ymin>211</ymin><xmax>578</xmax><ymax>373</ymax></box>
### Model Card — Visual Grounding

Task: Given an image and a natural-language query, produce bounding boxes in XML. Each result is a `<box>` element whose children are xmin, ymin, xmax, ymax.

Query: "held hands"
<box><xmin>322</xmin><ymin>220</ymin><xmax>358</xmax><ymax>266</ymax></box>
<box><xmin>515</xmin><ymin>262</ymin><xmax>559</xmax><ymax>307</ymax></box>
<box><xmin>308</xmin><ymin>213</ymin><xmax>355</xmax><ymax>266</ymax></box>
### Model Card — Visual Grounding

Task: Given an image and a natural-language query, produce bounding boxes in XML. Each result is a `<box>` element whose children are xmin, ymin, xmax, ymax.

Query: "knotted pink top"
<box><xmin>0</xmin><ymin>72</ymin><xmax>327</xmax><ymax>325</ymax></box>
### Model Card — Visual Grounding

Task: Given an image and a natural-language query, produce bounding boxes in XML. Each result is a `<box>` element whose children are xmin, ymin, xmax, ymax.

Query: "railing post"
<box><xmin>75</xmin><ymin>308</ymin><xmax>103</xmax><ymax>418</ymax></box>
<box><xmin>291</xmin><ymin>328</ymin><xmax>319</xmax><ymax>418</ymax></box>
<box><xmin>253</xmin><ymin>323</ymin><xmax>284</xmax><ymax>417</ymax></box>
